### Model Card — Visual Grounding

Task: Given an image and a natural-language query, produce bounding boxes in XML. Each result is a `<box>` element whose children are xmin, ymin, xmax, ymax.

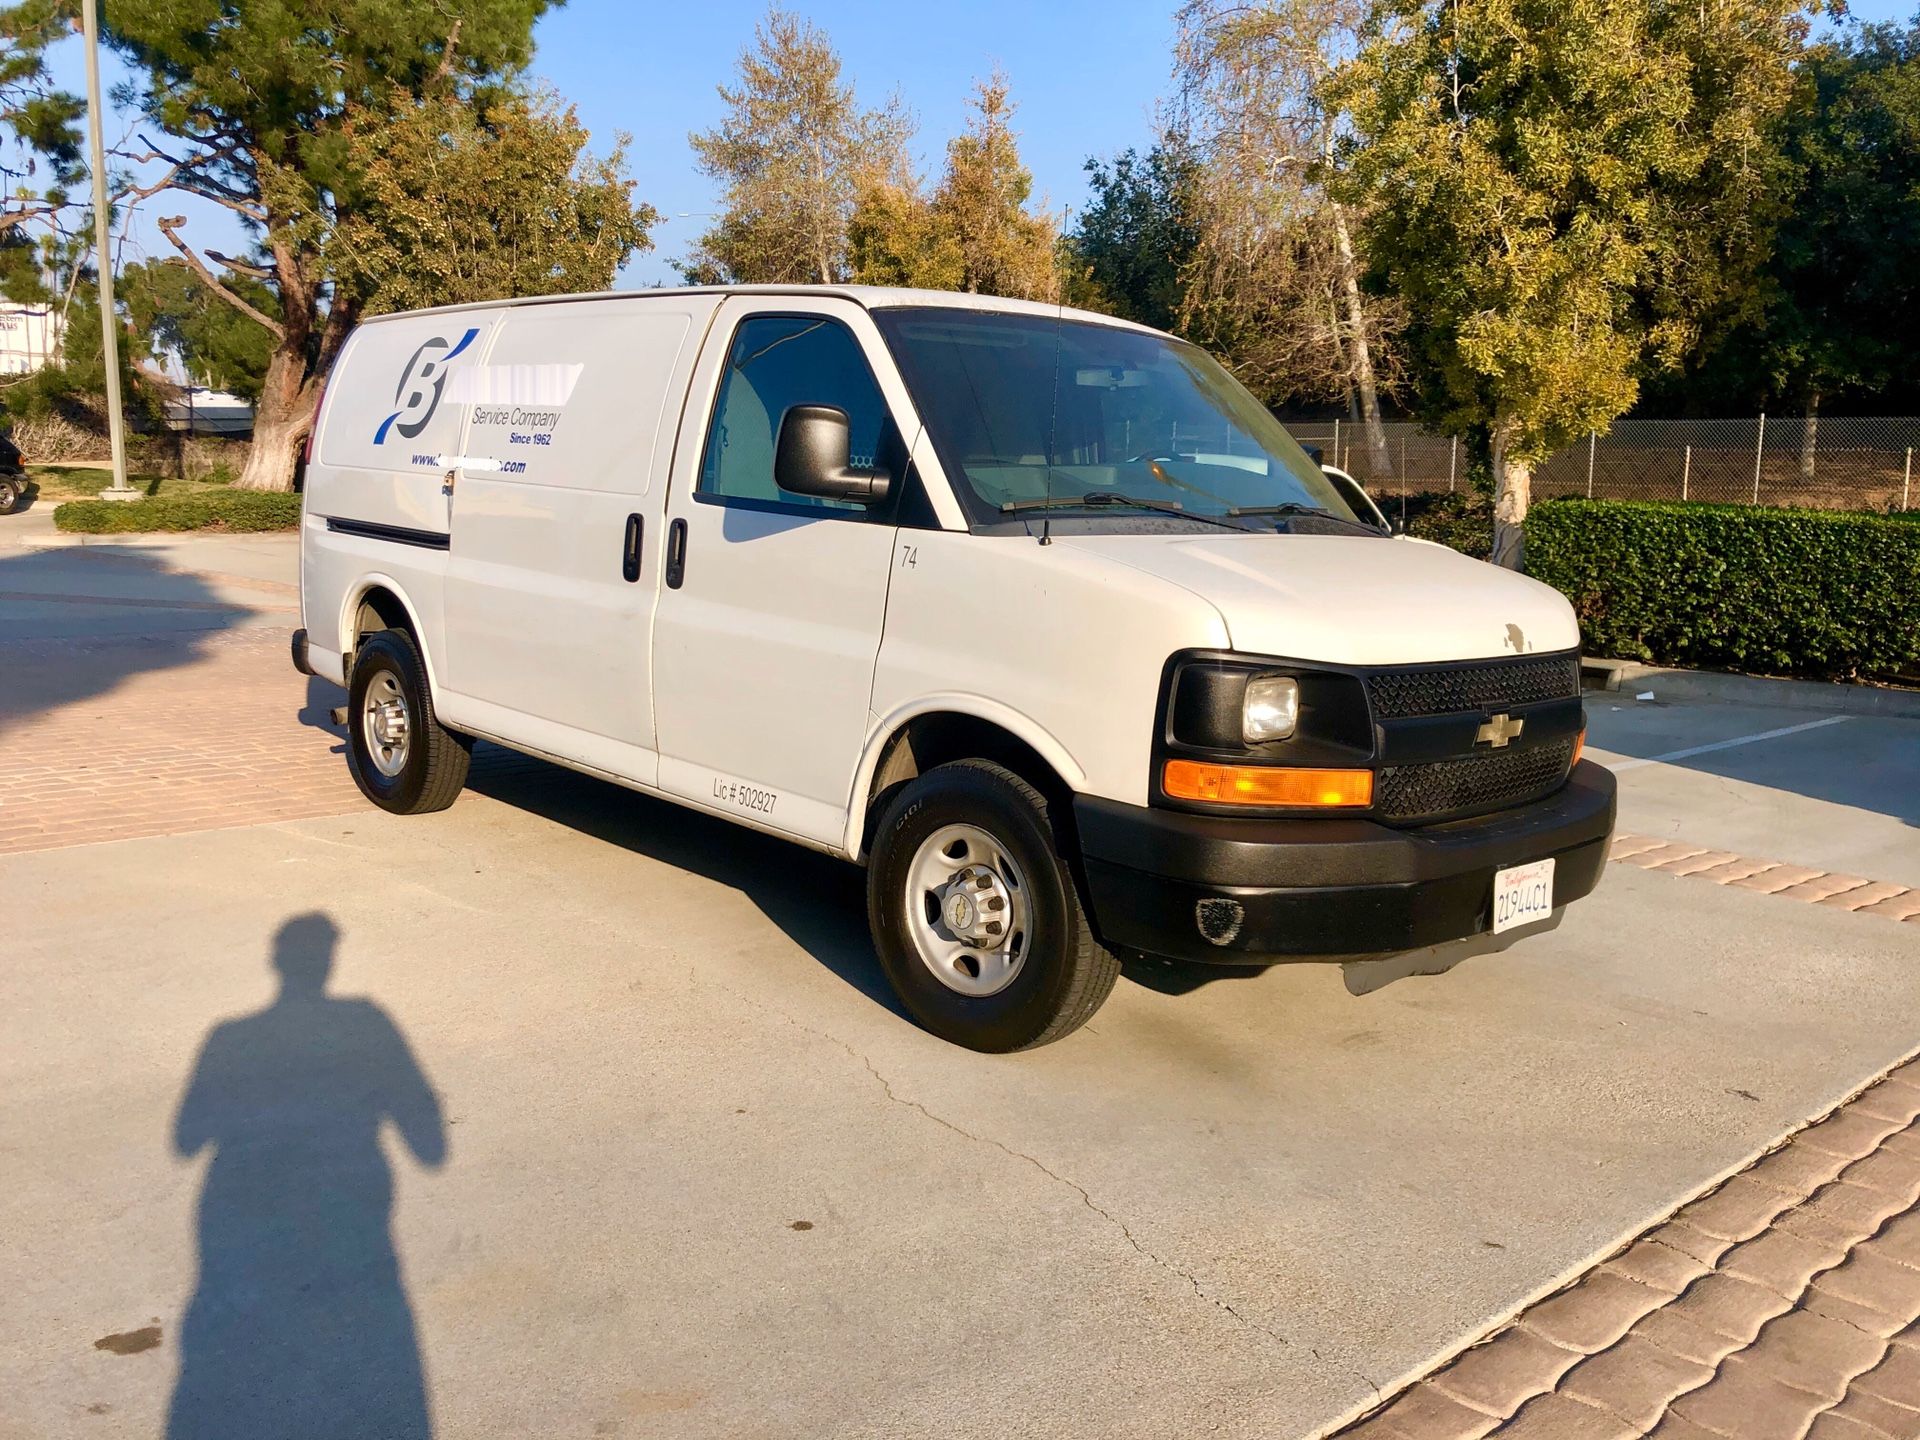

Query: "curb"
<box><xmin>1584</xmin><ymin>657</ymin><xmax>1920</xmax><ymax>720</ymax></box>
<box><xmin>13</xmin><ymin>530</ymin><xmax>298</xmax><ymax>548</ymax></box>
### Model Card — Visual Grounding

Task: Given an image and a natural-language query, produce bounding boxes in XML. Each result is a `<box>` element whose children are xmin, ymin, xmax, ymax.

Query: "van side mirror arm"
<box><xmin>774</xmin><ymin>404</ymin><xmax>893</xmax><ymax>505</ymax></box>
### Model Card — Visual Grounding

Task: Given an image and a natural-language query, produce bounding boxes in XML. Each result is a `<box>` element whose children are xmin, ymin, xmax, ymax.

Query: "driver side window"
<box><xmin>698</xmin><ymin>315</ymin><xmax>889</xmax><ymax>513</ymax></box>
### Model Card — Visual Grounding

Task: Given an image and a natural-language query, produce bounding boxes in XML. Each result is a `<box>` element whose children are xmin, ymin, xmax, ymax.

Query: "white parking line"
<box><xmin>1605</xmin><ymin>714</ymin><xmax>1855</xmax><ymax>773</ymax></box>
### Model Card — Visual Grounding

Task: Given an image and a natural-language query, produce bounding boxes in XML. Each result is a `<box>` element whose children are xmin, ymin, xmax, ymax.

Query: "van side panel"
<box><xmin>310</xmin><ymin>312</ymin><xmax>501</xmax><ymax>538</ymax></box>
<box><xmin>435</xmin><ymin>296</ymin><xmax>719</xmax><ymax>767</ymax></box>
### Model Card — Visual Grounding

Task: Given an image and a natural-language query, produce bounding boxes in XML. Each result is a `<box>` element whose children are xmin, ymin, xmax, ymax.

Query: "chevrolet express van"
<box><xmin>294</xmin><ymin>286</ymin><xmax>1616</xmax><ymax>1052</ymax></box>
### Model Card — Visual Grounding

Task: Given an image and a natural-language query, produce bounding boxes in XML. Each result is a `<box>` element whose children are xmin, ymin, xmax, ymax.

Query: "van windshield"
<box><xmin>872</xmin><ymin>308</ymin><xmax>1364</xmax><ymax>531</ymax></box>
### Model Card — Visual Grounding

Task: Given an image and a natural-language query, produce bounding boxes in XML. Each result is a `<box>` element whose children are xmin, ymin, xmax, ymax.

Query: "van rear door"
<box><xmin>649</xmin><ymin>295</ymin><xmax>910</xmax><ymax>846</ymax></box>
<box><xmin>436</xmin><ymin>295</ymin><xmax>717</xmax><ymax>776</ymax></box>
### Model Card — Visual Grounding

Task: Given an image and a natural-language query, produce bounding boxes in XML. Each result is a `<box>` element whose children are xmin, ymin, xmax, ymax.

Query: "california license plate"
<box><xmin>1492</xmin><ymin>858</ymin><xmax>1556</xmax><ymax>935</ymax></box>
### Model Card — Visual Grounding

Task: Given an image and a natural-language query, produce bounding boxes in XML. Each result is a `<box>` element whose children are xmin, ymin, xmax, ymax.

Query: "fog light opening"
<box><xmin>1196</xmin><ymin>897</ymin><xmax>1245</xmax><ymax>946</ymax></box>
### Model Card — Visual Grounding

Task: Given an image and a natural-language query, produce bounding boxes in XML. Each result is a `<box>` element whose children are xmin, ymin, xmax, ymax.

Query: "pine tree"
<box><xmin>686</xmin><ymin>8</ymin><xmax>908</xmax><ymax>285</ymax></box>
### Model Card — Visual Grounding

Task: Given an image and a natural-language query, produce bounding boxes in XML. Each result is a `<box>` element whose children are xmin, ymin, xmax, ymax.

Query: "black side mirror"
<box><xmin>774</xmin><ymin>404</ymin><xmax>893</xmax><ymax>505</ymax></box>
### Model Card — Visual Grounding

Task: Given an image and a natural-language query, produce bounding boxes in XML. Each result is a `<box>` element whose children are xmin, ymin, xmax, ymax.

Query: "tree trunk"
<box><xmin>234</xmin><ymin>344</ymin><xmax>314</xmax><ymax>491</ymax></box>
<box><xmin>1329</xmin><ymin>200</ymin><xmax>1390</xmax><ymax>480</ymax></box>
<box><xmin>1490</xmin><ymin>417</ymin><xmax>1531</xmax><ymax>571</ymax></box>
<box><xmin>1799</xmin><ymin>391</ymin><xmax>1819</xmax><ymax>483</ymax></box>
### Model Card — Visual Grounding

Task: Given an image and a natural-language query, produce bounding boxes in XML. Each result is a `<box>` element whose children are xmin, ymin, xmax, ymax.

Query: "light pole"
<box><xmin>81</xmin><ymin>0</ymin><xmax>132</xmax><ymax>500</ymax></box>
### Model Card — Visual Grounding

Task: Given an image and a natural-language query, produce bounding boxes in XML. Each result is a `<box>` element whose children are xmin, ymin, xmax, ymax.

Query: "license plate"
<box><xmin>1492</xmin><ymin>858</ymin><xmax>1556</xmax><ymax>935</ymax></box>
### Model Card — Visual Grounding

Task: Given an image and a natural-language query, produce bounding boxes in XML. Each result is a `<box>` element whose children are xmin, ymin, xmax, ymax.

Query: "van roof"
<box><xmin>354</xmin><ymin>284</ymin><xmax>1166</xmax><ymax>337</ymax></box>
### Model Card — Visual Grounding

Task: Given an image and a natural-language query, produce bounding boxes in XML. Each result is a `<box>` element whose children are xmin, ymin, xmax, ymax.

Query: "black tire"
<box><xmin>0</xmin><ymin>476</ymin><xmax>19</xmax><ymax>515</ymax></box>
<box><xmin>346</xmin><ymin>629</ymin><xmax>471</xmax><ymax>815</ymax></box>
<box><xmin>867</xmin><ymin>760</ymin><xmax>1120</xmax><ymax>1052</ymax></box>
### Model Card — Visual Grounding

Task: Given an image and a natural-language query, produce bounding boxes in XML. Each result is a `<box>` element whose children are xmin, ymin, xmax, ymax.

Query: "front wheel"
<box><xmin>867</xmin><ymin>760</ymin><xmax>1119</xmax><ymax>1052</ymax></box>
<box><xmin>0</xmin><ymin>475</ymin><xmax>20</xmax><ymax>515</ymax></box>
<box><xmin>346</xmin><ymin>629</ymin><xmax>471</xmax><ymax>814</ymax></box>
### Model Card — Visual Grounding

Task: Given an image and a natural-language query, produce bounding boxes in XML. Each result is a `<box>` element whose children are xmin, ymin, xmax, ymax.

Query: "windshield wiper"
<box><xmin>1001</xmin><ymin>491</ymin><xmax>1255</xmax><ymax>532</ymax></box>
<box><xmin>1226</xmin><ymin>501</ymin><xmax>1332</xmax><ymax>518</ymax></box>
<box><xmin>1228</xmin><ymin>500</ymin><xmax>1383</xmax><ymax>534</ymax></box>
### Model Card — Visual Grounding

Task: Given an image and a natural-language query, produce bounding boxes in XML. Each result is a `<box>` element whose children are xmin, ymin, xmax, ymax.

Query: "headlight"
<box><xmin>1242</xmin><ymin>676</ymin><xmax>1300</xmax><ymax>743</ymax></box>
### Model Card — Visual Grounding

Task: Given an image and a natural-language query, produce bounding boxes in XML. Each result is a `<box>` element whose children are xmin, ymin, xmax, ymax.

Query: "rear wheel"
<box><xmin>346</xmin><ymin>629</ymin><xmax>471</xmax><ymax>814</ymax></box>
<box><xmin>867</xmin><ymin>760</ymin><xmax>1119</xmax><ymax>1052</ymax></box>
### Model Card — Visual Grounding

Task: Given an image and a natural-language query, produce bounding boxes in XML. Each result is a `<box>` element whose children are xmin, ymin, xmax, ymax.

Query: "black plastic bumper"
<box><xmin>1074</xmin><ymin>761</ymin><xmax>1617</xmax><ymax>964</ymax></box>
<box><xmin>290</xmin><ymin>627</ymin><xmax>314</xmax><ymax>677</ymax></box>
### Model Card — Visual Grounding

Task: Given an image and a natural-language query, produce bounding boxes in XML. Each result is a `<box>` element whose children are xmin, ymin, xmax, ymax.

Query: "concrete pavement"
<box><xmin>3</xmin><ymin>531</ymin><xmax>1918</xmax><ymax>1439</ymax></box>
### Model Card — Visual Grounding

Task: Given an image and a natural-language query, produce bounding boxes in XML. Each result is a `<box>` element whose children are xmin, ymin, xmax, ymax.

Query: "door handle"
<box><xmin>622</xmin><ymin>513</ymin><xmax>644</xmax><ymax>582</ymax></box>
<box><xmin>665</xmin><ymin>517</ymin><xmax>688</xmax><ymax>589</ymax></box>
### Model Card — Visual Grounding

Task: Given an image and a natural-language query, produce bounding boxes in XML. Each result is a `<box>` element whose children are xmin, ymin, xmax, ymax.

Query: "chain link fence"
<box><xmin>1289</xmin><ymin>416</ymin><xmax>1920</xmax><ymax>512</ymax></box>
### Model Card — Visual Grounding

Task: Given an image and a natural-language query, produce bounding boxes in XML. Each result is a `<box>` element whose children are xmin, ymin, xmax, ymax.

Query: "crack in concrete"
<box><xmin>690</xmin><ymin>970</ymin><xmax>1387</xmax><ymax>1394</ymax></box>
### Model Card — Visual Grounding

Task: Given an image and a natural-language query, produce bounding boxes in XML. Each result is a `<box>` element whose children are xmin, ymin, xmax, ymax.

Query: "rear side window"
<box><xmin>697</xmin><ymin>315</ymin><xmax>889</xmax><ymax>512</ymax></box>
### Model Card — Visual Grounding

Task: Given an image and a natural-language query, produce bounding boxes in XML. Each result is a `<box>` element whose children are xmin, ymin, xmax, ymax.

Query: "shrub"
<box><xmin>1400</xmin><ymin>490</ymin><xmax>1493</xmax><ymax>559</ymax></box>
<box><xmin>1526</xmin><ymin>499</ymin><xmax>1920</xmax><ymax>681</ymax></box>
<box><xmin>54</xmin><ymin>490</ymin><xmax>301</xmax><ymax>534</ymax></box>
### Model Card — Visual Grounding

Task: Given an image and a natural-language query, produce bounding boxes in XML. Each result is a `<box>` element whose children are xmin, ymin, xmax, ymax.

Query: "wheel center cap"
<box><xmin>946</xmin><ymin>892</ymin><xmax>977</xmax><ymax>931</ymax></box>
<box><xmin>372</xmin><ymin>700</ymin><xmax>407</xmax><ymax>746</ymax></box>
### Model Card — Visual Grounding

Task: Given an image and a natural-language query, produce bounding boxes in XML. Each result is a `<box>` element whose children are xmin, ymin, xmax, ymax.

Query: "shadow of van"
<box><xmin>463</xmin><ymin>753</ymin><xmax>908</xmax><ymax>1020</ymax></box>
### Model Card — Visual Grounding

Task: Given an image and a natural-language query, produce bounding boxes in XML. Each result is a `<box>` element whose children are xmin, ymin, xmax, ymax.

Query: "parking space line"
<box><xmin>1604</xmin><ymin>715</ymin><xmax>1854</xmax><ymax>773</ymax></box>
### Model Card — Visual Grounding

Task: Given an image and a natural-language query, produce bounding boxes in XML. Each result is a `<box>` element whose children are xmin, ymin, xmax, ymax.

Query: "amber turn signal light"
<box><xmin>1163</xmin><ymin>759</ymin><xmax>1374</xmax><ymax>808</ymax></box>
<box><xmin>1572</xmin><ymin>728</ymin><xmax>1586</xmax><ymax>767</ymax></box>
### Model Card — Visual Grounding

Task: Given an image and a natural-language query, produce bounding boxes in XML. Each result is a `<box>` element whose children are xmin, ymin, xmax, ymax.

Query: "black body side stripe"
<box><xmin>324</xmin><ymin>517</ymin><xmax>451</xmax><ymax>551</ymax></box>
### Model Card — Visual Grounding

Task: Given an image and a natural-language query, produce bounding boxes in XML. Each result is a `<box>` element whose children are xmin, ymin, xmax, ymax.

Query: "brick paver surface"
<box><xmin>1340</xmin><ymin>1062</ymin><xmax>1920</xmax><ymax>1439</ymax></box>
<box><xmin>0</xmin><ymin>626</ymin><xmax>541</xmax><ymax>855</ymax></box>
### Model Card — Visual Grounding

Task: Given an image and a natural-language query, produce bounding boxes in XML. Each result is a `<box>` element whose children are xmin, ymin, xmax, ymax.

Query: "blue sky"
<box><xmin>41</xmin><ymin>0</ymin><xmax>1920</xmax><ymax>291</ymax></box>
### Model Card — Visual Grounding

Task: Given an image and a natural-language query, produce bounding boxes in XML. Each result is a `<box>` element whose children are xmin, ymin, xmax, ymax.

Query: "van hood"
<box><xmin>1055</xmin><ymin>532</ymin><xmax>1579</xmax><ymax>665</ymax></box>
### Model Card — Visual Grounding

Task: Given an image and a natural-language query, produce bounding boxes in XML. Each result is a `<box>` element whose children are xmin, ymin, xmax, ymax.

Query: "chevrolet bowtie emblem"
<box><xmin>1476</xmin><ymin>713</ymin><xmax>1525</xmax><ymax>748</ymax></box>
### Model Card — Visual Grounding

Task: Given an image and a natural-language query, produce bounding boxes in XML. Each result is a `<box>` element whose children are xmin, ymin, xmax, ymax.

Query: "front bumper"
<box><xmin>1074</xmin><ymin>761</ymin><xmax>1617</xmax><ymax>963</ymax></box>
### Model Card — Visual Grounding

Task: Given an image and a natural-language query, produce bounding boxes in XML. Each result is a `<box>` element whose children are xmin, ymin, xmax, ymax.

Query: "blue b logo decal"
<box><xmin>373</xmin><ymin>327</ymin><xmax>479</xmax><ymax>444</ymax></box>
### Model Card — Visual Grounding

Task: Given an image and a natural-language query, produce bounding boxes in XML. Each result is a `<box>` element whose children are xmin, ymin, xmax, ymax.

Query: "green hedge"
<box><xmin>54</xmin><ymin>490</ymin><xmax>302</xmax><ymax>534</ymax></box>
<box><xmin>1527</xmin><ymin>499</ymin><xmax>1920</xmax><ymax>680</ymax></box>
<box><xmin>1402</xmin><ymin>490</ymin><xmax>1493</xmax><ymax>559</ymax></box>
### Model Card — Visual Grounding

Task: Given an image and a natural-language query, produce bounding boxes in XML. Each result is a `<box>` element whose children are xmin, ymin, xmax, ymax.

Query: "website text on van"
<box><xmin>293</xmin><ymin>286</ymin><xmax>1617</xmax><ymax>1052</ymax></box>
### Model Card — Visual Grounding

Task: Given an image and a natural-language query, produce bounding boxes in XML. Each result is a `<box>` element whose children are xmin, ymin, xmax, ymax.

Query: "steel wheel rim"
<box><xmin>362</xmin><ymin>669</ymin><xmax>411</xmax><ymax>778</ymax></box>
<box><xmin>904</xmin><ymin>823</ymin><xmax>1032</xmax><ymax>997</ymax></box>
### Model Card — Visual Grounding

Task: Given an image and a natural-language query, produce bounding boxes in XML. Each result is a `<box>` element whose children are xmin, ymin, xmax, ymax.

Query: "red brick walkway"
<box><xmin>1340</xmin><ymin>1074</ymin><xmax>1920</xmax><ymax>1436</ymax></box>
<box><xmin>0</xmin><ymin>628</ymin><xmax>363</xmax><ymax>855</ymax></box>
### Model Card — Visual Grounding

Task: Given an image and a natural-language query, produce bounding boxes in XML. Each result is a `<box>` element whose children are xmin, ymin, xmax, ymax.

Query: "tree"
<box><xmin>1680</xmin><ymin>18</ymin><xmax>1920</xmax><ymax>468</ymax></box>
<box><xmin>1334</xmin><ymin>0</ymin><xmax>1805</xmax><ymax>566</ymax></box>
<box><xmin>847</xmin><ymin>168</ymin><xmax>964</xmax><ymax>290</ymax></box>
<box><xmin>685</xmin><ymin>8</ymin><xmax>908</xmax><ymax>284</ymax></box>
<box><xmin>7</xmin><ymin>1</ymin><xmax>568</xmax><ymax>490</ymax></box>
<box><xmin>0</xmin><ymin>0</ymin><xmax>82</xmax><ymax>242</ymax></box>
<box><xmin>120</xmin><ymin>257</ymin><xmax>278</xmax><ymax>401</ymax></box>
<box><xmin>329</xmin><ymin>88</ymin><xmax>654</xmax><ymax>316</ymax></box>
<box><xmin>1064</xmin><ymin>141</ymin><xmax>1201</xmax><ymax>330</ymax></box>
<box><xmin>934</xmin><ymin>75</ymin><xmax>1060</xmax><ymax>301</ymax></box>
<box><xmin>847</xmin><ymin>73</ymin><xmax>1060</xmax><ymax>302</ymax></box>
<box><xmin>1175</xmin><ymin>0</ymin><xmax>1396</xmax><ymax>470</ymax></box>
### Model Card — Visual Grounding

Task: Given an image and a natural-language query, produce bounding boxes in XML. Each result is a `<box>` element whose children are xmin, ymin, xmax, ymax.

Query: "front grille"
<box><xmin>1376</xmin><ymin>738</ymin><xmax>1577</xmax><ymax>824</ymax></box>
<box><xmin>1367</xmin><ymin>653</ymin><xmax>1580</xmax><ymax>719</ymax></box>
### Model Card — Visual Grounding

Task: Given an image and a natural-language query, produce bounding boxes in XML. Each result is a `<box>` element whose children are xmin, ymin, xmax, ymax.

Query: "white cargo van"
<box><xmin>294</xmin><ymin>286</ymin><xmax>1615</xmax><ymax>1051</ymax></box>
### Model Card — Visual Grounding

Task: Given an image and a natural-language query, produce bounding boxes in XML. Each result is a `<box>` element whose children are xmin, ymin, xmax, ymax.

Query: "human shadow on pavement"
<box><xmin>464</xmin><ymin>755</ymin><xmax>906</xmax><ymax>1018</ymax></box>
<box><xmin>169</xmin><ymin>913</ymin><xmax>445</xmax><ymax>1440</ymax></box>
